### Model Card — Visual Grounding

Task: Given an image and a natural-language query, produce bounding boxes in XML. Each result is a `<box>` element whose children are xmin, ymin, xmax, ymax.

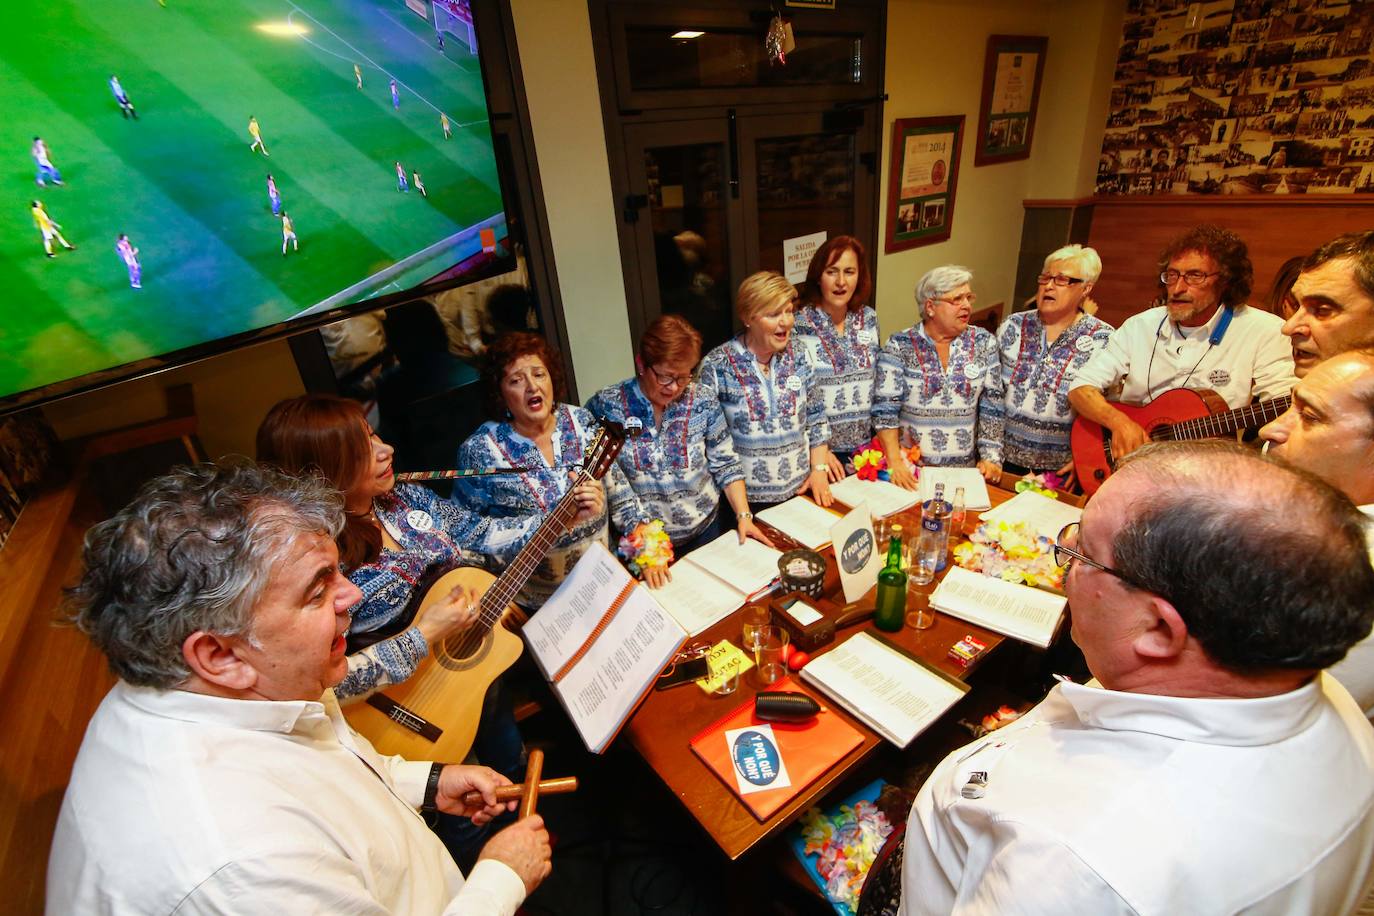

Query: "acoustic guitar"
<box><xmin>1071</xmin><ymin>388</ymin><xmax>1291</xmax><ymax>496</ymax></box>
<box><xmin>344</xmin><ymin>421</ymin><xmax>626</xmax><ymax>761</ymax></box>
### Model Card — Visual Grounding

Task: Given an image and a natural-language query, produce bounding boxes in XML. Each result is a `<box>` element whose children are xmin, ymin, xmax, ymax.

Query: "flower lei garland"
<box><xmin>953</xmin><ymin>519</ymin><xmax>1065</xmax><ymax>590</ymax></box>
<box><xmin>1014</xmin><ymin>471</ymin><xmax>1063</xmax><ymax>498</ymax></box>
<box><xmin>851</xmin><ymin>436</ymin><xmax>920</xmax><ymax>483</ymax></box>
<box><xmin>797</xmin><ymin>798</ymin><xmax>894</xmax><ymax>912</ymax></box>
<box><xmin>617</xmin><ymin>519</ymin><xmax>674</xmax><ymax>577</ymax></box>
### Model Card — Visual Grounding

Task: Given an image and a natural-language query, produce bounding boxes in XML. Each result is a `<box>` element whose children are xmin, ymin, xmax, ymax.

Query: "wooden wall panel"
<box><xmin>1079</xmin><ymin>196</ymin><xmax>1374</xmax><ymax>328</ymax></box>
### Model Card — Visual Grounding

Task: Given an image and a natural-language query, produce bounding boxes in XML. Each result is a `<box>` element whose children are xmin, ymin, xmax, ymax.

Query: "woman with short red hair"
<box><xmin>586</xmin><ymin>314</ymin><xmax>769</xmax><ymax>587</ymax></box>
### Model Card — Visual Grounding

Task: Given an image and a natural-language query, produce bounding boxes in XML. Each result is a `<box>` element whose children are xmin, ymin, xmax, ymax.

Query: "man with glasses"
<box><xmin>874</xmin><ymin>265</ymin><xmax>1004</xmax><ymax>488</ymax></box>
<box><xmin>997</xmin><ymin>244</ymin><xmax>1114</xmax><ymax>485</ymax></box>
<box><xmin>1260</xmin><ymin>349</ymin><xmax>1374</xmax><ymax>718</ymax></box>
<box><xmin>1068</xmin><ymin>224</ymin><xmax>1294</xmax><ymax>460</ymax></box>
<box><xmin>900</xmin><ymin>441</ymin><xmax>1374</xmax><ymax>915</ymax></box>
<box><xmin>1282</xmin><ymin>230</ymin><xmax>1374</xmax><ymax>378</ymax></box>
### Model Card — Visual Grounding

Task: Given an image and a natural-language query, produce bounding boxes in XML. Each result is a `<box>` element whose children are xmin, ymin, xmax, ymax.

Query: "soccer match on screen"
<box><xmin>0</xmin><ymin>0</ymin><xmax>505</xmax><ymax>403</ymax></box>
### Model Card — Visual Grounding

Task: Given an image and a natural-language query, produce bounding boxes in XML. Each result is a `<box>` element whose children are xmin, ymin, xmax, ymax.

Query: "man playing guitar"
<box><xmin>1068</xmin><ymin>224</ymin><xmax>1295</xmax><ymax>461</ymax></box>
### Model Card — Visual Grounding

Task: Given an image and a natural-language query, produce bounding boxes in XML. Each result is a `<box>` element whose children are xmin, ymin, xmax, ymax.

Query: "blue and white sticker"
<box><xmin>785</xmin><ymin>375</ymin><xmax>803</xmax><ymax>392</ymax></box>
<box><xmin>624</xmin><ymin>416</ymin><xmax>644</xmax><ymax>432</ymax></box>
<box><xmin>406</xmin><ymin>510</ymin><xmax>434</xmax><ymax>532</ymax></box>
<box><xmin>725</xmin><ymin>724</ymin><xmax>792</xmax><ymax>795</ymax></box>
<box><xmin>1074</xmin><ymin>335</ymin><xmax>1094</xmax><ymax>352</ymax></box>
<box><xmin>963</xmin><ymin>362</ymin><xmax>984</xmax><ymax>380</ymax></box>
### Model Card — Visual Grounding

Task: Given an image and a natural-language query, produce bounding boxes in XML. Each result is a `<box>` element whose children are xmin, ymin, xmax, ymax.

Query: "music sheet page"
<box><xmin>930</xmin><ymin>566</ymin><xmax>1067</xmax><ymax>648</ymax></box>
<box><xmin>523</xmin><ymin>542</ymin><xmax>632</xmax><ymax>674</ymax></box>
<box><xmin>829</xmin><ymin>475</ymin><xmax>920</xmax><ymax>518</ymax></box>
<box><xmin>649</xmin><ymin>564</ymin><xmax>746</xmax><ymax>637</ymax></box>
<box><xmin>757</xmin><ymin>496</ymin><xmax>842</xmax><ymax>549</ymax></box>
<box><xmin>918</xmin><ymin>468</ymin><xmax>991</xmax><ymax>511</ymax></box>
<box><xmin>682</xmin><ymin>532</ymin><xmax>782</xmax><ymax>596</ymax></box>
<box><xmin>800</xmin><ymin>632</ymin><xmax>966</xmax><ymax>747</ymax></box>
<box><xmin>978</xmin><ymin>490</ymin><xmax>1082</xmax><ymax>540</ymax></box>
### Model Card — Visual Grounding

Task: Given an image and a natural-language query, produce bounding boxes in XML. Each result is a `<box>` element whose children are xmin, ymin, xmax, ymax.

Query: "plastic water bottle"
<box><xmin>914</xmin><ymin>486</ymin><xmax>952</xmax><ymax>582</ymax></box>
<box><xmin>874</xmin><ymin>525</ymin><xmax>907</xmax><ymax>632</ymax></box>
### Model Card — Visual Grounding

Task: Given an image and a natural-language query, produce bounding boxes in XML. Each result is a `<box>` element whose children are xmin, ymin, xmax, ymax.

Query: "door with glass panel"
<box><xmin>622</xmin><ymin>120</ymin><xmax>742</xmax><ymax>353</ymax></box>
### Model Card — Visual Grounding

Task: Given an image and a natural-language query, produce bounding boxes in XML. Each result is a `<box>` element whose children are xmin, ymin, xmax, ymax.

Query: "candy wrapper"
<box><xmin>1014</xmin><ymin>471</ymin><xmax>1063</xmax><ymax>498</ymax></box>
<box><xmin>616</xmin><ymin>519</ymin><xmax>674</xmax><ymax>578</ymax></box>
<box><xmin>796</xmin><ymin>796</ymin><xmax>894</xmax><ymax>914</ymax></box>
<box><xmin>953</xmin><ymin>519</ymin><xmax>1066</xmax><ymax>590</ymax></box>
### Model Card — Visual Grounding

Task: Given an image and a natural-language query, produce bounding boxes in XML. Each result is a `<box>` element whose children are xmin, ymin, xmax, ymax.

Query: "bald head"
<box><xmin>1102</xmin><ymin>441</ymin><xmax>1373</xmax><ymax>673</ymax></box>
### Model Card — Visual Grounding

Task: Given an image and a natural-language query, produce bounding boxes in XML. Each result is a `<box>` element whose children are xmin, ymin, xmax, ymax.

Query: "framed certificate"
<box><xmin>975</xmin><ymin>35</ymin><xmax>1048</xmax><ymax>166</ymax></box>
<box><xmin>884</xmin><ymin>115</ymin><xmax>964</xmax><ymax>253</ymax></box>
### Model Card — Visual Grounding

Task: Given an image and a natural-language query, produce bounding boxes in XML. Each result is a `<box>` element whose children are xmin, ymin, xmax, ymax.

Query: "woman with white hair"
<box><xmin>873</xmin><ymin>265</ymin><xmax>1004</xmax><ymax>489</ymax></box>
<box><xmin>700</xmin><ymin>271</ymin><xmax>836</xmax><ymax>511</ymax></box>
<box><xmin>998</xmin><ymin>244</ymin><xmax>1114</xmax><ymax>483</ymax></box>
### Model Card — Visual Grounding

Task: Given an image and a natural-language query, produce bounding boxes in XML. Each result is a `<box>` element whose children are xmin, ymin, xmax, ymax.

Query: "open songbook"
<box><xmin>757</xmin><ymin>496</ymin><xmax>842</xmax><ymax>550</ymax></box>
<box><xmin>648</xmin><ymin>532</ymin><xmax>784</xmax><ymax>637</ymax></box>
<box><xmin>929</xmin><ymin>566</ymin><xmax>1068</xmax><ymax>648</ymax></box>
<box><xmin>522</xmin><ymin>543</ymin><xmax>687</xmax><ymax>754</ymax></box>
<box><xmin>828</xmin><ymin>475</ymin><xmax>920</xmax><ymax>518</ymax></box>
<box><xmin>799</xmin><ymin>632</ymin><xmax>969</xmax><ymax>748</ymax></box>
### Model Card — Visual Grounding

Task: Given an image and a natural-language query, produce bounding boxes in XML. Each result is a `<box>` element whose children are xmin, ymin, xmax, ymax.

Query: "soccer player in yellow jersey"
<box><xmin>441</xmin><ymin>112</ymin><xmax>451</xmax><ymax>139</ymax></box>
<box><xmin>248</xmin><ymin>116</ymin><xmax>268</xmax><ymax>157</ymax></box>
<box><xmin>32</xmin><ymin>200</ymin><xmax>75</xmax><ymax>258</ymax></box>
<box><xmin>354</xmin><ymin>63</ymin><xmax>362</xmax><ymax>90</ymax></box>
<box><xmin>281</xmin><ymin>212</ymin><xmax>297</xmax><ymax>256</ymax></box>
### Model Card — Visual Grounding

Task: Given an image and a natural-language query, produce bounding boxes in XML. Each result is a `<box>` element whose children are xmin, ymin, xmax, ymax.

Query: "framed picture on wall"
<box><xmin>975</xmin><ymin>35</ymin><xmax>1048</xmax><ymax>166</ymax></box>
<box><xmin>885</xmin><ymin>115</ymin><xmax>964</xmax><ymax>253</ymax></box>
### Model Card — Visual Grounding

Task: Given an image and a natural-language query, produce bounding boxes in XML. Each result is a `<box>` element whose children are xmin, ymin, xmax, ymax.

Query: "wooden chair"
<box><xmin>855</xmin><ymin>827</ymin><xmax>906</xmax><ymax>916</ymax></box>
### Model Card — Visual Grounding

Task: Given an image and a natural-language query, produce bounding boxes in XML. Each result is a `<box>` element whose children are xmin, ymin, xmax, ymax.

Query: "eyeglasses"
<box><xmin>1037</xmin><ymin>274</ymin><xmax>1086</xmax><ymax>288</ymax></box>
<box><xmin>1160</xmin><ymin>269</ymin><xmax>1219</xmax><ymax>287</ymax></box>
<box><xmin>1054</xmin><ymin>523</ymin><xmax>1159</xmax><ymax>596</ymax></box>
<box><xmin>647</xmin><ymin>365</ymin><xmax>693</xmax><ymax>389</ymax></box>
<box><xmin>934</xmin><ymin>293</ymin><xmax>977</xmax><ymax>307</ymax></box>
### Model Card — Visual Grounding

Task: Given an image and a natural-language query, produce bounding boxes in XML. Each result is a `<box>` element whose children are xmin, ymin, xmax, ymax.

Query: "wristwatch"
<box><xmin>738</xmin><ymin>511</ymin><xmax>754</xmax><ymax>521</ymax></box>
<box><xmin>421</xmin><ymin>762</ymin><xmax>444</xmax><ymax>815</ymax></box>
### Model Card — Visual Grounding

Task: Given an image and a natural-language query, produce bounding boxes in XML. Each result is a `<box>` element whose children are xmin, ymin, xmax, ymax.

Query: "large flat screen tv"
<box><xmin>0</xmin><ymin>0</ymin><xmax>510</xmax><ymax>412</ymax></box>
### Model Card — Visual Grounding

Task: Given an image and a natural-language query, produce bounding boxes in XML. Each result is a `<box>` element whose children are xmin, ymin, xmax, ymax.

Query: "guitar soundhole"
<box><xmin>435</xmin><ymin>629</ymin><xmax>493</xmax><ymax>671</ymax></box>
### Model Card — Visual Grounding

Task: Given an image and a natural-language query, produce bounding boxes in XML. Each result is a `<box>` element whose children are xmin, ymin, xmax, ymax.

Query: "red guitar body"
<box><xmin>1071</xmin><ymin>388</ymin><xmax>1231</xmax><ymax>496</ymax></box>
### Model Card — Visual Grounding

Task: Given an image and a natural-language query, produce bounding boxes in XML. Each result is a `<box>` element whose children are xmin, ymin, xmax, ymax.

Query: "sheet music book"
<box><xmin>523</xmin><ymin>542</ymin><xmax>687</xmax><ymax>753</ymax></box>
<box><xmin>918</xmin><ymin>467</ymin><xmax>991</xmax><ymax>511</ymax></box>
<box><xmin>689</xmin><ymin>676</ymin><xmax>864</xmax><ymax>820</ymax></box>
<box><xmin>799</xmin><ymin>632</ymin><xmax>969</xmax><ymax>748</ymax></box>
<box><xmin>829</xmin><ymin>475</ymin><xmax>920</xmax><ymax>518</ymax></box>
<box><xmin>978</xmin><ymin>490</ymin><xmax>1082</xmax><ymax>540</ymax></box>
<box><xmin>757</xmin><ymin>496</ymin><xmax>842</xmax><ymax>549</ymax></box>
<box><xmin>929</xmin><ymin>566</ymin><xmax>1068</xmax><ymax>649</ymax></box>
<box><xmin>650</xmin><ymin>533</ymin><xmax>784</xmax><ymax>637</ymax></box>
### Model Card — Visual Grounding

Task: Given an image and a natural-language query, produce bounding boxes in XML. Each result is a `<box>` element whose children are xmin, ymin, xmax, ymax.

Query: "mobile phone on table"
<box><xmin>654</xmin><ymin>656</ymin><xmax>709</xmax><ymax>689</ymax></box>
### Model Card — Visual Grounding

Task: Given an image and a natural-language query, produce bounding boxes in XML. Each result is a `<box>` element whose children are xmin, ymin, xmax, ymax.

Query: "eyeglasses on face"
<box><xmin>1037</xmin><ymin>273</ymin><xmax>1086</xmax><ymax>288</ymax></box>
<box><xmin>935</xmin><ymin>293</ymin><xmax>977</xmax><ymax>307</ymax></box>
<box><xmin>1054</xmin><ymin>523</ymin><xmax>1163</xmax><ymax>598</ymax></box>
<box><xmin>647</xmin><ymin>364</ymin><xmax>693</xmax><ymax>388</ymax></box>
<box><xmin>1160</xmin><ymin>269</ymin><xmax>1219</xmax><ymax>287</ymax></box>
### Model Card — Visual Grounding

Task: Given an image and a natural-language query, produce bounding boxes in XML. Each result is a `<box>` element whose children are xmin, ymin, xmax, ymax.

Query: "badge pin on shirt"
<box><xmin>406</xmin><ymin>510</ymin><xmax>434</xmax><ymax>532</ymax></box>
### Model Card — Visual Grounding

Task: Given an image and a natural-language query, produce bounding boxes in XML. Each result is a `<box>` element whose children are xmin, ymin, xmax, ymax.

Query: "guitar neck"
<box><xmin>475</xmin><ymin>471</ymin><xmax>589</xmax><ymax>626</ymax></box>
<box><xmin>1164</xmin><ymin>394</ymin><xmax>1292</xmax><ymax>441</ymax></box>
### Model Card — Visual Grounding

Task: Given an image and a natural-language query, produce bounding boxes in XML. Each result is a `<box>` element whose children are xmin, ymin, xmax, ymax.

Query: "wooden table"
<box><xmin>624</xmin><ymin>474</ymin><xmax>1067</xmax><ymax>860</ymax></box>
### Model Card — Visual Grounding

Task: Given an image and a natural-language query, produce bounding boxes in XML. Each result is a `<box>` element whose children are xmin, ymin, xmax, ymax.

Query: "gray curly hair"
<box><xmin>67</xmin><ymin>460</ymin><xmax>345</xmax><ymax>688</ymax></box>
<box><xmin>915</xmin><ymin>265</ymin><xmax>974</xmax><ymax>319</ymax></box>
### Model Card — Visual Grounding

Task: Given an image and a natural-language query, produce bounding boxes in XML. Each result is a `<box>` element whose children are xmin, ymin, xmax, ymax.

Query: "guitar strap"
<box><xmin>1144</xmin><ymin>304</ymin><xmax>1234</xmax><ymax>402</ymax></box>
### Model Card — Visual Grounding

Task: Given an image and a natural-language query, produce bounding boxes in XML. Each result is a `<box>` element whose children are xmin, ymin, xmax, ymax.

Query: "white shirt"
<box><xmin>1070</xmin><ymin>303</ymin><xmax>1294</xmax><ymax>409</ymax></box>
<box><xmin>901</xmin><ymin>675</ymin><xmax>1374</xmax><ymax>915</ymax></box>
<box><xmin>47</xmin><ymin>683</ymin><xmax>525</xmax><ymax>915</ymax></box>
<box><xmin>1328</xmin><ymin>505</ymin><xmax>1374</xmax><ymax>720</ymax></box>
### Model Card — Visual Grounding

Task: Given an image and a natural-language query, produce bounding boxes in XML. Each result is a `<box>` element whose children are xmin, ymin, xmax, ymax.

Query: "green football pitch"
<box><xmin>0</xmin><ymin>0</ymin><xmax>504</xmax><ymax>399</ymax></box>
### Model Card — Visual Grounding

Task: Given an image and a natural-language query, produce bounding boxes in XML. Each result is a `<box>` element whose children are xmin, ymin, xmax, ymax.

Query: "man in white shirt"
<box><xmin>47</xmin><ymin>462</ymin><xmax>550</xmax><ymax>915</ymax></box>
<box><xmin>1261</xmin><ymin>349</ymin><xmax>1374</xmax><ymax>717</ymax></box>
<box><xmin>1282</xmin><ymin>230</ymin><xmax>1374</xmax><ymax>377</ymax></box>
<box><xmin>1069</xmin><ymin>224</ymin><xmax>1294</xmax><ymax>460</ymax></box>
<box><xmin>901</xmin><ymin>440</ymin><xmax>1374</xmax><ymax>915</ymax></box>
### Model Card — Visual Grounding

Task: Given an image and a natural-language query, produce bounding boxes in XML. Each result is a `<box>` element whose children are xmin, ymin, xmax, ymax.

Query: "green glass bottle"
<box><xmin>874</xmin><ymin>524</ymin><xmax>907</xmax><ymax>632</ymax></box>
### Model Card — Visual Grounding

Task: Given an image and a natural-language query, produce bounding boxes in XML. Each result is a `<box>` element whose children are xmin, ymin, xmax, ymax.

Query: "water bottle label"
<box><xmin>922</xmin><ymin>517</ymin><xmax>941</xmax><ymax>534</ymax></box>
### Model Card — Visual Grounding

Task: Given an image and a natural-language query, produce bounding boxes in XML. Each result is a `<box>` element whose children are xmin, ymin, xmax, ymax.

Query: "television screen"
<box><xmin>0</xmin><ymin>0</ymin><xmax>509</xmax><ymax>411</ymax></box>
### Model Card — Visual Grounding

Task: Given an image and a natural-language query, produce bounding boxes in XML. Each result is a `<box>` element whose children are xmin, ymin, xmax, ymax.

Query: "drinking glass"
<box><xmin>753</xmin><ymin>626</ymin><xmax>790</xmax><ymax>686</ymax></box>
<box><xmin>741</xmin><ymin>604</ymin><xmax>771</xmax><ymax>652</ymax></box>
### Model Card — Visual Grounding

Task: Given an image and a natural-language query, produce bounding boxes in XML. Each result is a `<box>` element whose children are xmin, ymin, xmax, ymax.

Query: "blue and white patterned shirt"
<box><xmin>794</xmin><ymin>304</ymin><xmax>880</xmax><ymax>454</ymax></box>
<box><xmin>585</xmin><ymin>377</ymin><xmax>744</xmax><ymax>544</ymax></box>
<box><xmin>452</xmin><ymin>404</ymin><xmax>622</xmax><ymax>608</ymax></box>
<box><xmin>998</xmin><ymin>310</ymin><xmax>1114</xmax><ymax>471</ymax></box>
<box><xmin>338</xmin><ymin>483</ymin><xmax>537</xmax><ymax>702</ymax></box>
<box><xmin>873</xmin><ymin>323</ymin><xmax>1005</xmax><ymax>466</ymax></box>
<box><xmin>700</xmin><ymin>335</ymin><xmax>831</xmax><ymax>505</ymax></box>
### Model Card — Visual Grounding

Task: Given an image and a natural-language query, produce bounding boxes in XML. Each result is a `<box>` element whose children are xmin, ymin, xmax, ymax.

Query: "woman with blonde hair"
<box><xmin>699</xmin><ymin>271</ymin><xmax>836</xmax><ymax>511</ymax></box>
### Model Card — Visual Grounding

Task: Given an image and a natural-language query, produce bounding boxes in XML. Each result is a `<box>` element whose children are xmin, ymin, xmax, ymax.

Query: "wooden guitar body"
<box><xmin>343</xmin><ymin>566</ymin><xmax>523</xmax><ymax>760</ymax></box>
<box><xmin>1072</xmin><ymin>388</ymin><xmax>1230</xmax><ymax>496</ymax></box>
